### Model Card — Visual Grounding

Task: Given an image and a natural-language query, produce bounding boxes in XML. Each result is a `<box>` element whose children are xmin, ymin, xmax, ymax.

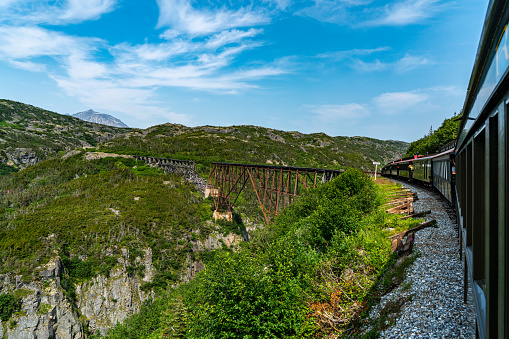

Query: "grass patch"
<box><xmin>37</xmin><ymin>303</ymin><xmax>53</xmax><ymax>315</ymax></box>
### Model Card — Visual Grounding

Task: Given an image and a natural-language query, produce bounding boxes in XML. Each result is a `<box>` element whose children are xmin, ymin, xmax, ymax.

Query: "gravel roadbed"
<box><xmin>369</xmin><ymin>182</ymin><xmax>475</xmax><ymax>338</ymax></box>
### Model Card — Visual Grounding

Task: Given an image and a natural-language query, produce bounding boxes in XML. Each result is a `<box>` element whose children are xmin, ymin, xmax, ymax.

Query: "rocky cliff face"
<box><xmin>75</xmin><ymin>248</ymin><xmax>154</xmax><ymax>335</ymax></box>
<box><xmin>0</xmin><ymin>249</ymin><xmax>154</xmax><ymax>338</ymax></box>
<box><xmin>3</xmin><ymin>148</ymin><xmax>39</xmax><ymax>170</ymax></box>
<box><xmin>0</xmin><ymin>259</ymin><xmax>83</xmax><ymax>339</ymax></box>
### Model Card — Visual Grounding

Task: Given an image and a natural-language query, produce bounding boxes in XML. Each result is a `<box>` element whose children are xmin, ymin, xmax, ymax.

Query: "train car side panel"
<box><xmin>432</xmin><ymin>151</ymin><xmax>454</xmax><ymax>203</ymax></box>
<box><xmin>412</xmin><ymin>158</ymin><xmax>432</xmax><ymax>183</ymax></box>
<box><xmin>455</xmin><ymin>0</ymin><xmax>509</xmax><ymax>337</ymax></box>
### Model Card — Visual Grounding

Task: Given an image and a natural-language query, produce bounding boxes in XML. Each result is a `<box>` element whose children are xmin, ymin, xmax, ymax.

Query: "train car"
<box><xmin>381</xmin><ymin>149</ymin><xmax>454</xmax><ymax>200</ymax></box>
<box><xmin>411</xmin><ymin>157</ymin><xmax>432</xmax><ymax>184</ymax></box>
<box><xmin>431</xmin><ymin>149</ymin><xmax>455</xmax><ymax>203</ymax></box>
<box><xmin>455</xmin><ymin>0</ymin><xmax>509</xmax><ymax>337</ymax></box>
<box><xmin>381</xmin><ymin>156</ymin><xmax>418</xmax><ymax>180</ymax></box>
<box><xmin>397</xmin><ymin>160</ymin><xmax>412</xmax><ymax>179</ymax></box>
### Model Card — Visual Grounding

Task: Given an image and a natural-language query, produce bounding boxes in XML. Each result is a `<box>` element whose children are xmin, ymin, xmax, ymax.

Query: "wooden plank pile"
<box><xmin>385</xmin><ymin>187</ymin><xmax>418</xmax><ymax>215</ymax></box>
<box><xmin>385</xmin><ymin>187</ymin><xmax>436</xmax><ymax>257</ymax></box>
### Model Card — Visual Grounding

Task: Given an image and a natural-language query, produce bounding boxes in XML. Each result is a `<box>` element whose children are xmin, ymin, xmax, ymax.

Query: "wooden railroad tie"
<box><xmin>384</xmin><ymin>196</ymin><xmax>418</xmax><ymax>207</ymax></box>
<box><xmin>386</xmin><ymin>201</ymin><xmax>414</xmax><ymax>215</ymax></box>
<box><xmin>388</xmin><ymin>192</ymin><xmax>417</xmax><ymax>199</ymax></box>
<box><xmin>398</xmin><ymin>210</ymin><xmax>431</xmax><ymax>220</ymax></box>
<box><xmin>389</xmin><ymin>220</ymin><xmax>437</xmax><ymax>256</ymax></box>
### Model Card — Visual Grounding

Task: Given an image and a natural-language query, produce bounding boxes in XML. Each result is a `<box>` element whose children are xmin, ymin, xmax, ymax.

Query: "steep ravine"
<box><xmin>0</xmin><ymin>228</ymin><xmax>253</xmax><ymax>338</ymax></box>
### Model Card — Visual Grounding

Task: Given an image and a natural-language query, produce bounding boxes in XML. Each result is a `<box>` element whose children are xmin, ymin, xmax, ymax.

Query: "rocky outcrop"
<box><xmin>179</xmin><ymin>221</ymin><xmax>260</xmax><ymax>282</ymax></box>
<box><xmin>3</xmin><ymin>148</ymin><xmax>39</xmax><ymax>169</ymax></box>
<box><xmin>0</xmin><ymin>272</ymin><xmax>82</xmax><ymax>339</ymax></box>
<box><xmin>0</xmin><ymin>249</ymin><xmax>155</xmax><ymax>338</ymax></box>
<box><xmin>75</xmin><ymin>249</ymin><xmax>153</xmax><ymax>335</ymax></box>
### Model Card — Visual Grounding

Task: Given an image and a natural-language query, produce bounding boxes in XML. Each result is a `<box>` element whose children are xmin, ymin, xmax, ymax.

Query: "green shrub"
<box><xmin>185</xmin><ymin>250</ymin><xmax>316</xmax><ymax>338</ymax></box>
<box><xmin>0</xmin><ymin>293</ymin><xmax>18</xmax><ymax>321</ymax></box>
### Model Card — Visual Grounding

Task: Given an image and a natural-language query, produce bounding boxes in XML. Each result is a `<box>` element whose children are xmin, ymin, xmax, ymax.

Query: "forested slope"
<box><xmin>405</xmin><ymin>113</ymin><xmax>460</xmax><ymax>157</ymax></box>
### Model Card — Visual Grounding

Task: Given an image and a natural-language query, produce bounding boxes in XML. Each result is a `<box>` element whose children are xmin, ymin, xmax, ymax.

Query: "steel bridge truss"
<box><xmin>133</xmin><ymin>155</ymin><xmax>197</xmax><ymax>176</ymax></box>
<box><xmin>207</xmin><ymin>162</ymin><xmax>343</xmax><ymax>224</ymax></box>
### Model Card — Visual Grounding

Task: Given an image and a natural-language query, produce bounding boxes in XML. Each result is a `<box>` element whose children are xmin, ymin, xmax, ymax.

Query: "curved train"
<box><xmin>382</xmin><ymin>0</ymin><xmax>509</xmax><ymax>337</ymax></box>
<box><xmin>381</xmin><ymin>142</ymin><xmax>456</xmax><ymax>203</ymax></box>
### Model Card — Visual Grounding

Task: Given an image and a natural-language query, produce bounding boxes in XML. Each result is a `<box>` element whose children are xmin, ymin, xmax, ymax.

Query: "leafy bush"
<box><xmin>184</xmin><ymin>248</ymin><xmax>316</xmax><ymax>338</ymax></box>
<box><xmin>62</xmin><ymin>256</ymin><xmax>94</xmax><ymax>281</ymax></box>
<box><xmin>0</xmin><ymin>293</ymin><xmax>18</xmax><ymax>321</ymax></box>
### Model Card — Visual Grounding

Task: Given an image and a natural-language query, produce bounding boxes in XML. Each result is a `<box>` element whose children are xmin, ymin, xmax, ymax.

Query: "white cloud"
<box><xmin>59</xmin><ymin>0</ymin><xmax>117</xmax><ymax>23</ymax></box>
<box><xmin>0</xmin><ymin>22</ymin><xmax>288</xmax><ymax>122</ymax></box>
<box><xmin>8</xmin><ymin>60</ymin><xmax>46</xmax><ymax>72</ymax></box>
<box><xmin>1</xmin><ymin>0</ymin><xmax>117</xmax><ymax>25</ymax></box>
<box><xmin>317</xmin><ymin>47</ymin><xmax>390</xmax><ymax>61</ymax></box>
<box><xmin>66</xmin><ymin>54</ymin><xmax>109</xmax><ymax>80</ymax></box>
<box><xmin>156</xmin><ymin>0</ymin><xmax>270</xmax><ymax>37</ymax></box>
<box><xmin>317</xmin><ymin>48</ymin><xmax>431</xmax><ymax>73</ymax></box>
<box><xmin>0</xmin><ymin>0</ymin><xmax>15</xmax><ymax>7</ymax></box>
<box><xmin>352</xmin><ymin>59</ymin><xmax>388</xmax><ymax>72</ymax></box>
<box><xmin>309</xmin><ymin>103</ymin><xmax>370</xmax><ymax>121</ymax></box>
<box><xmin>263</xmin><ymin>0</ymin><xmax>292</xmax><ymax>10</ymax></box>
<box><xmin>309</xmin><ymin>88</ymin><xmax>441</xmax><ymax>121</ymax></box>
<box><xmin>295</xmin><ymin>0</ymin><xmax>447</xmax><ymax>27</ymax></box>
<box><xmin>394</xmin><ymin>54</ymin><xmax>432</xmax><ymax>72</ymax></box>
<box><xmin>205</xmin><ymin>28</ymin><xmax>263</xmax><ymax>50</ymax></box>
<box><xmin>298</xmin><ymin>0</ymin><xmax>350</xmax><ymax>24</ymax></box>
<box><xmin>350</xmin><ymin>53</ymin><xmax>432</xmax><ymax>73</ymax></box>
<box><xmin>373</xmin><ymin>91</ymin><xmax>429</xmax><ymax>115</ymax></box>
<box><xmin>0</xmin><ymin>26</ymin><xmax>101</xmax><ymax>69</ymax></box>
<box><xmin>0</xmin><ymin>0</ymin><xmax>289</xmax><ymax>125</ymax></box>
<box><xmin>366</xmin><ymin>0</ymin><xmax>446</xmax><ymax>26</ymax></box>
<box><xmin>113</xmin><ymin>41</ymin><xmax>194</xmax><ymax>62</ymax></box>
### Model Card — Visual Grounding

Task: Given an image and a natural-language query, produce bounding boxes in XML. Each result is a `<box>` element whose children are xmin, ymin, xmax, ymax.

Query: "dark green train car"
<box><xmin>456</xmin><ymin>0</ymin><xmax>509</xmax><ymax>337</ymax></box>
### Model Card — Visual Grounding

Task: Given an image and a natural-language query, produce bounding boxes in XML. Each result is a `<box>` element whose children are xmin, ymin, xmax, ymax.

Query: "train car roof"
<box><xmin>384</xmin><ymin>148</ymin><xmax>455</xmax><ymax>166</ymax></box>
<box><xmin>413</xmin><ymin>148</ymin><xmax>455</xmax><ymax>161</ymax></box>
<box><xmin>457</xmin><ymin>0</ymin><xmax>508</xmax><ymax>150</ymax></box>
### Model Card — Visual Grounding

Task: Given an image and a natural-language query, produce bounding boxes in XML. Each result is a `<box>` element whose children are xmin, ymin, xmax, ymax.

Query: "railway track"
<box><xmin>367</xmin><ymin>180</ymin><xmax>475</xmax><ymax>338</ymax></box>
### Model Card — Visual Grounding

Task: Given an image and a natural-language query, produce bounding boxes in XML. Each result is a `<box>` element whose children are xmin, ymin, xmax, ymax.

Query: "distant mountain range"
<box><xmin>73</xmin><ymin>109</ymin><xmax>128</xmax><ymax>128</ymax></box>
<box><xmin>0</xmin><ymin>99</ymin><xmax>409</xmax><ymax>173</ymax></box>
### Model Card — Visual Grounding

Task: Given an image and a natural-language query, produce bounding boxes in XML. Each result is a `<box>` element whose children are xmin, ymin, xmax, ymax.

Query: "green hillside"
<box><xmin>99</xmin><ymin>123</ymin><xmax>408</xmax><ymax>171</ymax></box>
<box><xmin>102</xmin><ymin>171</ymin><xmax>421</xmax><ymax>338</ymax></box>
<box><xmin>0</xmin><ymin>99</ymin><xmax>129</xmax><ymax>174</ymax></box>
<box><xmin>0</xmin><ymin>100</ymin><xmax>408</xmax><ymax>174</ymax></box>
<box><xmin>0</xmin><ymin>152</ymin><xmax>210</xmax><ymax>286</ymax></box>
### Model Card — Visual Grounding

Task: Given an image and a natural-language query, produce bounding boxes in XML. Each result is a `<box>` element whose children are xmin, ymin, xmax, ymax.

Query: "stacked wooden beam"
<box><xmin>385</xmin><ymin>188</ymin><xmax>418</xmax><ymax>215</ymax></box>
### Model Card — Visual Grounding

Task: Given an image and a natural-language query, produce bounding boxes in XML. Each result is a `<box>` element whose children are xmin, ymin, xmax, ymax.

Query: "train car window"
<box><xmin>473</xmin><ymin>130</ymin><xmax>486</xmax><ymax>287</ymax></box>
<box><xmin>485</xmin><ymin>113</ymin><xmax>499</xmax><ymax>335</ymax></box>
<box><xmin>474</xmin><ymin>129</ymin><xmax>487</xmax><ymax>333</ymax></box>
<box><xmin>466</xmin><ymin>142</ymin><xmax>473</xmax><ymax>248</ymax></box>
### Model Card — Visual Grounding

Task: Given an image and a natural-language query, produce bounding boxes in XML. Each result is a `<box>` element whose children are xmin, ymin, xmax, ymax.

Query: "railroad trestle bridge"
<box><xmin>131</xmin><ymin>155</ymin><xmax>343</xmax><ymax>224</ymax></box>
<box><xmin>133</xmin><ymin>155</ymin><xmax>197</xmax><ymax>176</ymax></box>
<box><xmin>206</xmin><ymin>162</ymin><xmax>343</xmax><ymax>224</ymax></box>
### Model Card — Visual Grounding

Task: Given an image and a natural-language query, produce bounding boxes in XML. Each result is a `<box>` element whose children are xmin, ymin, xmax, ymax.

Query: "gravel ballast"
<box><xmin>369</xmin><ymin>182</ymin><xmax>476</xmax><ymax>338</ymax></box>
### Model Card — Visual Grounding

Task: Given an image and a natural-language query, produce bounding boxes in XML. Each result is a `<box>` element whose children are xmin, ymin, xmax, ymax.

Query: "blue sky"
<box><xmin>0</xmin><ymin>0</ymin><xmax>488</xmax><ymax>141</ymax></box>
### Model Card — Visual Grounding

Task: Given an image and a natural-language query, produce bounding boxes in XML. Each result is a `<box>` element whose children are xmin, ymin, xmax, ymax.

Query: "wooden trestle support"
<box><xmin>207</xmin><ymin>162</ymin><xmax>343</xmax><ymax>224</ymax></box>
